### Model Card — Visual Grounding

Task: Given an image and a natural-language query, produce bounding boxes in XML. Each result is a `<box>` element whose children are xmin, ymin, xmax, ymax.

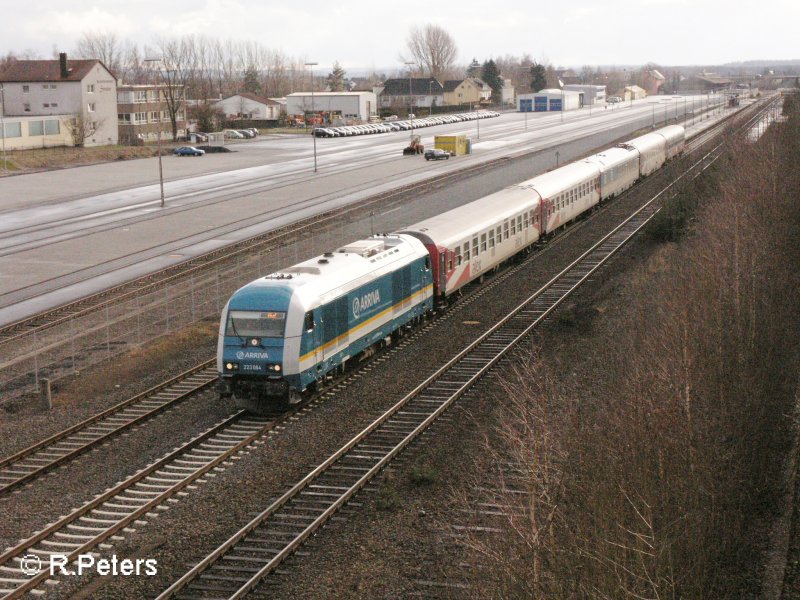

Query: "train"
<box><xmin>217</xmin><ymin>125</ymin><xmax>685</xmax><ymax>411</ymax></box>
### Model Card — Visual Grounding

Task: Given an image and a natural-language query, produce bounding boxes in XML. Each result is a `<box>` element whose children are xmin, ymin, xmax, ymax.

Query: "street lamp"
<box><xmin>143</xmin><ymin>58</ymin><xmax>165</xmax><ymax>208</ymax></box>
<box><xmin>0</xmin><ymin>85</ymin><xmax>6</xmax><ymax>174</ymax></box>
<box><xmin>305</xmin><ymin>61</ymin><xmax>318</xmax><ymax>173</ymax></box>
<box><xmin>404</xmin><ymin>61</ymin><xmax>415</xmax><ymax>138</ymax></box>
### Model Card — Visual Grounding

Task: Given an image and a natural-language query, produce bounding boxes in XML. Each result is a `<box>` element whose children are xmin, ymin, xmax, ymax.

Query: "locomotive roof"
<box><xmin>398</xmin><ymin>185</ymin><xmax>538</xmax><ymax>247</ymax></box>
<box><xmin>229</xmin><ymin>234</ymin><xmax>426</xmax><ymax>306</ymax></box>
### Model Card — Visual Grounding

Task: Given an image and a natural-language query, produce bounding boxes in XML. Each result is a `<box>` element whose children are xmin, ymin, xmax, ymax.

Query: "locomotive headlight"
<box><xmin>274</xmin><ymin>364</ymin><xmax>281</xmax><ymax>372</ymax></box>
<box><xmin>225</xmin><ymin>362</ymin><xmax>239</xmax><ymax>371</ymax></box>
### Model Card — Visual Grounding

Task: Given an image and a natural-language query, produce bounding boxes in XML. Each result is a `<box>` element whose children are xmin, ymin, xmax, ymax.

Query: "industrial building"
<box><xmin>286</xmin><ymin>91</ymin><xmax>377</xmax><ymax>124</ymax></box>
<box><xmin>563</xmin><ymin>84</ymin><xmax>606</xmax><ymax>105</ymax></box>
<box><xmin>517</xmin><ymin>89</ymin><xmax>582</xmax><ymax>112</ymax></box>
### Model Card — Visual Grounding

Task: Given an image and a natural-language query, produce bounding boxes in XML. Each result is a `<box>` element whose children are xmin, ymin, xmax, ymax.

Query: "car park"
<box><xmin>424</xmin><ymin>148</ymin><xmax>450</xmax><ymax>161</ymax></box>
<box><xmin>174</xmin><ymin>146</ymin><xmax>205</xmax><ymax>156</ymax></box>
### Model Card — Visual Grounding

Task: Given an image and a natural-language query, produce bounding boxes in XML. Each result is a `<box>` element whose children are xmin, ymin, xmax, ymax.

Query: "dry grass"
<box><xmin>0</xmin><ymin>144</ymin><xmax>172</xmax><ymax>174</ymax></box>
<box><xmin>51</xmin><ymin>319</ymin><xmax>218</xmax><ymax>408</ymax></box>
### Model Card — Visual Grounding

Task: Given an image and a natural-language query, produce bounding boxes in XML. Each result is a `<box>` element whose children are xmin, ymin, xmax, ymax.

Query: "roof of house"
<box><xmin>381</xmin><ymin>78</ymin><xmax>443</xmax><ymax>95</ymax></box>
<box><xmin>648</xmin><ymin>69</ymin><xmax>665</xmax><ymax>81</ymax></box>
<box><xmin>0</xmin><ymin>58</ymin><xmax>113</xmax><ymax>83</ymax></box>
<box><xmin>222</xmin><ymin>92</ymin><xmax>281</xmax><ymax>105</ymax></box>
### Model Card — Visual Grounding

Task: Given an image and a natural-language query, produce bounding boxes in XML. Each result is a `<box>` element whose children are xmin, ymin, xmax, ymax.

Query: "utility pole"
<box><xmin>305</xmin><ymin>62</ymin><xmax>319</xmax><ymax>173</ymax></box>
<box><xmin>143</xmin><ymin>58</ymin><xmax>165</xmax><ymax>208</ymax></box>
<box><xmin>404</xmin><ymin>61</ymin><xmax>415</xmax><ymax>139</ymax></box>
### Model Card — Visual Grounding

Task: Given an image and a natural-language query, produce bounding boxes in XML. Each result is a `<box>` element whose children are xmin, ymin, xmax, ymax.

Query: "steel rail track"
<box><xmin>0</xmin><ymin>410</ymin><xmax>285</xmax><ymax>599</ymax></box>
<box><xmin>0</xmin><ymin>102</ymin><xmax>746</xmax><ymax>499</ymax></box>
<box><xmin>154</xmin><ymin>137</ymin><xmax>728</xmax><ymax>600</ymax></box>
<box><xmin>0</xmin><ymin>98</ymin><xmax>736</xmax><ymax>346</ymax></box>
<box><xmin>0</xmin><ymin>360</ymin><xmax>216</xmax><ymax>496</ymax></box>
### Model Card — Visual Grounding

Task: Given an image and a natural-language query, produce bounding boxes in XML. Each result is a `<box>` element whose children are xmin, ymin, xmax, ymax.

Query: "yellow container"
<box><xmin>434</xmin><ymin>135</ymin><xmax>469</xmax><ymax>156</ymax></box>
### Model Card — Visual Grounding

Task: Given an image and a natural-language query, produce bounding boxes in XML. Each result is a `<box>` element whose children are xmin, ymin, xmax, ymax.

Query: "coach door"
<box><xmin>439</xmin><ymin>251</ymin><xmax>447</xmax><ymax>296</ymax></box>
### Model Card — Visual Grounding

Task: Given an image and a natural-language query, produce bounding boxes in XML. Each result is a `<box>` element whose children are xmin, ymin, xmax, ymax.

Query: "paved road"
<box><xmin>0</xmin><ymin>95</ymin><xmax>728</xmax><ymax>326</ymax></box>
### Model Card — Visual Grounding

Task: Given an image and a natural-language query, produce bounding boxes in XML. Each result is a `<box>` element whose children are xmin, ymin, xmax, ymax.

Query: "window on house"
<box><xmin>28</xmin><ymin>121</ymin><xmax>44</xmax><ymax>136</ymax></box>
<box><xmin>150</xmin><ymin>111</ymin><xmax>159</xmax><ymax>123</ymax></box>
<box><xmin>135</xmin><ymin>91</ymin><xmax>147</xmax><ymax>103</ymax></box>
<box><xmin>43</xmin><ymin>103</ymin><xmax>50</xmax><ymax>108</ymax></box>
<box><xmin>23</xmin><ymin>103</ymin><xmax>30</xmax><ymax>112</ymax></box>
<box><xmin>87</xmin><ymin>84</ymin><xmax>95</xmax><ymax>93</ymax></box>
<box><xmin>3</xmin><ymin>122</ymin><xmax>21</xmax><ymax>138</ymax></box>
<box><xmin>51</xmin><ymin>102</ymin><xmax>58</xmax><ymax>107</ymax></box>
<box><xmin>22</xmin><ymin>85</ymin><xmax>29</xmax><ymax>93</ymax></box>
<box><xmin>88</xmin><ymin>103</ymin><xmax>96</xmax><ymax>112</ymax></box>
<box><xmin>44</xmin><ymin>120</ymin><xmax>60</xmax><ymax>134</ymax></box>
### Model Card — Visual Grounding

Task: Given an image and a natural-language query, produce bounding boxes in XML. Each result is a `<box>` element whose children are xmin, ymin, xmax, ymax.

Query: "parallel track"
<box><xmin>0</xmin><ymin>361</ymin><xmax>216</xmax><ymax>496</ymax></box>
<box><xmin>154</xmin><ymin>139</ymin><xmax>728</xmax><ymax>600</ymax></box>
<box><xmin>0</xmin><ymin>411</ymin><xmax>282</xmax><ymax>599</ymax></box>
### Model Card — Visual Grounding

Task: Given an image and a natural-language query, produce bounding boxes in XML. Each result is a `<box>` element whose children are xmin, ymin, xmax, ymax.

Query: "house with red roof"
<box><xmin>0</xmin><ymin>52</ymin><xmax>118</xmax><ymax>148</ymax></box>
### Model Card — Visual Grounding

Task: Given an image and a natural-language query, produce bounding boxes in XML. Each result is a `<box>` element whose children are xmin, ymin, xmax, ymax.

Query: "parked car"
<box><xmin>191</xmin><ymin>132</ymin><xmax>208</xmax><ymax>142</ymax></box>
<box><xmin>224</xmin><ymin>130</ymin><xmax>244</xmax><ymax>139</ymax></box>
<box><xmin>174</xmin><ymin>146</ymin><xmax>205</xmax><ymax>156</ymax></box>
<box><xmin>424</xmin><ymin>148</ymin><xmax>450</xmax><ymax>161</ymax></box>
<box><xmin>607</xmin><ymin>96</ymin><xmax>622</xmax><ymax>103</ymax></box>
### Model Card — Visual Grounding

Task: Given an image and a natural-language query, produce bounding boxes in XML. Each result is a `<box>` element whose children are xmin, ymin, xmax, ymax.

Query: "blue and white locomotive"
<box><xmin>217</xmin><ymin>234</ymin><xmax>434</xmax><ymax>411</ymax></box>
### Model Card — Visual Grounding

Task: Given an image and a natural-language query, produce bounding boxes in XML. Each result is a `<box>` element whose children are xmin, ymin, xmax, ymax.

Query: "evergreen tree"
<box><xmin>481</xmin><ymin>59</ymin><xmax>503</xmax><ymax>104</ymax></box>
<box><xmin>466</xmin><ymin>58</ymin><xmax>481</xmax><ymax>78</ymax></box>
<box><xmin>529</xmin><ymin>62</ymin><xmax>547</xmax><ymax>92</ymax></box>
<box><xmin>327</xmin><ymin>61</ymin><xmax>346</xmax><ymax>92</ymax></box>
<box><xmin>243</xmin><ymin>65</ymin><xmax>261</xmax><ymax>95</ymax></box>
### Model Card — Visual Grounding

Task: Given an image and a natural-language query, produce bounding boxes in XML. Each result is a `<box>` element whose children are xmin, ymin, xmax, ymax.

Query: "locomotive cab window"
<box><xmin>226</xmin><ymin>310</ymin><xmax>286</xmax><ymax>338</ymax></box>
<box><xmin>303</xmin><ymin>311</ymin><xmax>315</xmax><ymax>332</ymax></box>
<box><xmin>424</xmin><ymin>256</ymin><xmax>431</xmax><ymax>270</ymax></box>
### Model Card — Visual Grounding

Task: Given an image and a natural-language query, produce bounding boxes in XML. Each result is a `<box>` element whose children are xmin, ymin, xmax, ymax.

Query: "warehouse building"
<box><xmin>286</xmin><ymin>91</ymin><xmax>377</xmax><ymax>124</ymax></box>
<box><xmin>517</xmin><ymin>89</ymin><xmax>582</xmax><ymax>112</ymax></box>
<box><xmin>563</xmin><ymin>84</ymin><xmax>606</xmax><ymax>105</ymax></box>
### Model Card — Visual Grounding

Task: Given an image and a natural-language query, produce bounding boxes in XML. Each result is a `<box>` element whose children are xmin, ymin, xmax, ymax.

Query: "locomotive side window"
<box><xmin>303</xmin><ymin>311</ymin><xmax>315</xmax><ymax>332</ymax></box>
<box><xmin>424</xmin><ymin>256</ymin><xmax>431</xmax><ymax>270</ymax></box>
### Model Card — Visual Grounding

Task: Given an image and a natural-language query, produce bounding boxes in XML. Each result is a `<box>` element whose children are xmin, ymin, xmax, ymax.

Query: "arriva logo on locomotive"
<box><xmin>236</xmin><ymin>351</ymin><xmax>269</xmax><ymax>360</ymax></box>
<box><xmin>352</xmin><ymin>289</ymin><xmax>381</xmax><ymax>319</ymax></box>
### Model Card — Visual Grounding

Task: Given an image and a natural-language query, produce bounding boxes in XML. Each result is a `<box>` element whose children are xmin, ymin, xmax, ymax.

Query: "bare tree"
<box><xmin>403</xmin><ymin>24</ymin><xmax>458</xmax><ymax>81</ymax></box>
<box><xmin>74</xmin><ymin>32</ymin><xmax>123</xmax><ymax>74</ymax></box>
<box><xmin>64</xmin><ymin>113</ymin><xmax>103</xmax><ymax>146</ymax></box>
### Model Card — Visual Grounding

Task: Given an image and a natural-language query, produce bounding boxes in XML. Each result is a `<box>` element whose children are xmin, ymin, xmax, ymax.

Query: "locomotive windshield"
<box><xmin>225</xmin><ymin>310</ymin><xmax>286</xmax><ymax>338</ymax></box>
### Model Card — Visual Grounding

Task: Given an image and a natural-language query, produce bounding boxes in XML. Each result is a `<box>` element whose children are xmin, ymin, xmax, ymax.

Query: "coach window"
<box><xmin>303</xmin><ymin>311</ymin><xmax>315</xmax><ymax>332</ymax></box>
<box><xmin>489</xmin><ymin>229</ymin><xmax>495</xmax><ymax>248</ymax></box>
<box><xmin>504</xmin><ymin>221</ymin><xmax>510</xmax><ymax>239</ymax></box>
<box><xmin>464</xmin><ymin>242</ymin><xmax>470</xmax><ymax>261</ymax></box>
<box><xmin>455</xmin><ymin>246</ymin><xmax>462</xmax><ymax>266</ymax></box>
<box><xmin>496</xmin><ymin>226</ymin><xmax>502</xmax><ymax>241</ymax></box>
<box><xmin>510</xmin><ymin>218</ymin><xmax>516</xmax><ymax>235</ymax></box>
<box><xmin>481</xmin><ymin>233</ymin><xmax>487</xmax><ymax>252</ymax></box>
<box><xmin>517</xmin><ymin>216</ymin><xmax>523</xmax><ymax>231</ymax></box>
<box><xmin>523</xmin><ymin>213</ymin><xmax>529</xmax><ymax>229</ymax></box>
<box><xmin>472</xmin><ymin>237</ymin><xmax>479</xmax><ymax>256</ymax></box>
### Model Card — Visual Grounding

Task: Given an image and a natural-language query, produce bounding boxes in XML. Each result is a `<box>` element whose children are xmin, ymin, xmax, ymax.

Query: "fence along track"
<box><xmin>154</xmin><ymin>138</ymin><xmax>726</xmax><ymax>600</ymax></box>
<box><xmin>0</xmin><ymin>360</ymin><xmax>216</xmax><ymax>496</ymax></box>
<box><xmin>0</xmin><ymin>410</ymin><xmax>283</xmax><ymax>599</ymax></box>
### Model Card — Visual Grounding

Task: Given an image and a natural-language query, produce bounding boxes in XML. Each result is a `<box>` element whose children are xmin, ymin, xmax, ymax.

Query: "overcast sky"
<box><xmin>2</xmin><ymin>0</ymin><xmax>798</xmax><ymax>72</ymax></box>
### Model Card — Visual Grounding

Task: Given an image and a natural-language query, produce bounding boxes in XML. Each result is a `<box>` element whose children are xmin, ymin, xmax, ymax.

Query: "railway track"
<box><xmin>0</xmin><ymin>410</ymin><xmax>287</xmax><ymax>599</ymax></box>
<box><xmin>0</xmin><ymin>101</ymin><xmax>730</xmax><ymax>347</ymax></box>
<box><xmin>0</xmin><ymin>103</ymin><xmax>744</xmax><ymax>501</ymax></box>
<box><xmin>0</xmin><ymin>361</ymin><xmax>216</xmax><ymax>496</ymax></box>
<box><xmin>152</xmin><ymin>140</ymin><xmax>726</xmax><ymax>600</ymax></box>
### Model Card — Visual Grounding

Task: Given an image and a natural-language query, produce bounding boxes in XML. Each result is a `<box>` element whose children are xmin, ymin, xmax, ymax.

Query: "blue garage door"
<box><xmin>520</xmin><ymin>99</ymin><xmax>533</xmax><ymax>112</ymax></box>
<box><xmin>534</xmin><ymin>97</ymin><xmax>548</xmax><ymax>112</ymax></box>
<box><xmin>549</xmin><ymin>98</ymin><xmax>562</xmax><ymax>111</ymax></box>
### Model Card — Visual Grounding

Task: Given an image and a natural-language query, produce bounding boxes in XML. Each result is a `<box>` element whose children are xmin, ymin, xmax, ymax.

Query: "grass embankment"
<box><xmin>0</xmin><ymin>145</ymin><xmax>167</xmax><ymax>175</ymax></box>
<box><xmin>464</xmin><ymin>96</ymin><xmax>800</xmax><ymax>599</ymax></box>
